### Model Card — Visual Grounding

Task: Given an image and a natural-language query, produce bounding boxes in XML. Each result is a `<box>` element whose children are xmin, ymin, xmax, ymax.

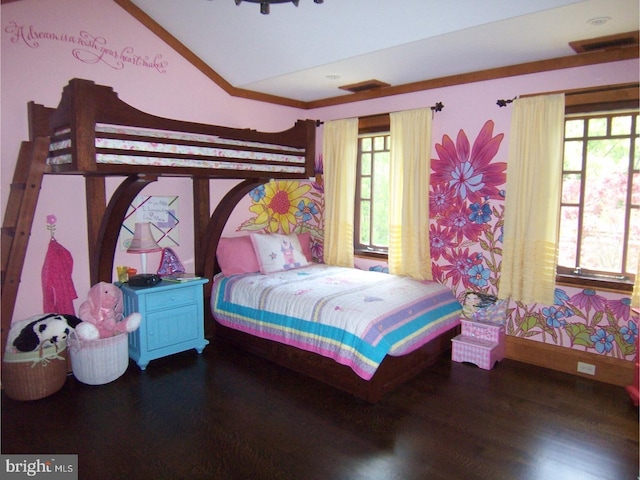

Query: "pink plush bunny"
<box><xmin>78</xmin><ymin>282</ymin><xmax>141</xmax><ymax>339</ymax></box>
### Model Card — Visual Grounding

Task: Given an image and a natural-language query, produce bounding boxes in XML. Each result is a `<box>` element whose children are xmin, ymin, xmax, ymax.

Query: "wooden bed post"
<box><xmin>85</xmin><ymin>177</ymin><xmax>107</xmax><ymax>285</ymax></box>
<box><xmin>192</xmin><ymin>178</ymin><xmax>210</xmax><ymax>277</ymax></box>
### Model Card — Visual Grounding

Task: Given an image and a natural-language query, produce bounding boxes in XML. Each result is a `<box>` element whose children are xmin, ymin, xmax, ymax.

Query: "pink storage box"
<box><xmin>460</xmin><ymin>319</ymin><xmax>505</xmax><ymax>344</ymax></box>
<box><xmin>451</xmin><ymin>334</ymin><xmax>504</xmax><ymax>370</ymax></box>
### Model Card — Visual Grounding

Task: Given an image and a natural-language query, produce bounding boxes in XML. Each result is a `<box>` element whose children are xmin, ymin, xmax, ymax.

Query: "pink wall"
<box><xmin>1</xmin><ymin>0</ymin><xmax>306</xmax><ymax>320</ymax></box>
<box><xmin>2</xmin><ymin>0</ymin><xmax>638</xmax><ymax>361</ymax></box>
<box><xmin>309</xmin><ymin>61</ymin><xmax>639</xmax><ymax>361</ymax></box>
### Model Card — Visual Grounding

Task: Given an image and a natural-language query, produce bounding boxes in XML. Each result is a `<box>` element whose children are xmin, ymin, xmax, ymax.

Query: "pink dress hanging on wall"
<box><xmin>41</xmin><ymin>238</ymin><xmax>78</xmax><ymax>315</ymax></box>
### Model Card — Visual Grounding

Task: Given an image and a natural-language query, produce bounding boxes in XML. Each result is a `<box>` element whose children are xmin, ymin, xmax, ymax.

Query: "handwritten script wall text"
<box><xmin>4</xmin><ymin>21</ymin><xmax>168</xmax><ymax>73</ymax></box>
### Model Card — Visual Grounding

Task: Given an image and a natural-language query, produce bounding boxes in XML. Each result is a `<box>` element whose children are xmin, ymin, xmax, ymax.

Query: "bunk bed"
<box><xmin>26</xmin><ymin>78</ymin><xmax>316</xmax><ymax>288</ymax></box>
<box><xmin>3</xmin><ymin>78</ymin><xmax>460</xmax><ymax>403</ymax></box>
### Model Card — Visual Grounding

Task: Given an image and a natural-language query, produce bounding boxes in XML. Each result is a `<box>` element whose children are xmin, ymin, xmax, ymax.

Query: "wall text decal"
<box><xmin>4</xmin><ymin>21</ymin><xmax>168</xmax><ymax>73</ymax></box>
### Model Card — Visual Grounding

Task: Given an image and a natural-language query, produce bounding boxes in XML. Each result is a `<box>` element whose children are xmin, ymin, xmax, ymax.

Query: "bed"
<box><xmin>4</xmin><ymin>78</ymin><xmax>460</xmax><ymax>402</ymax></box>
<box><xmin>210</xmin><ymin>233</ymin><xmax>461</xmax><ymax>402</ymax></box>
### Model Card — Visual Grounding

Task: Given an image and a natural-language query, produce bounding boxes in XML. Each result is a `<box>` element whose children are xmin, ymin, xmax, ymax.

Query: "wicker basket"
<box><xmin>69</xmin><ymin>333</ymin><xmax>129</xmax><ymax>385</ymax></box>
<box><xmin>2</xmin><ymin>343</ymin><xmax>69</xmax><ymax>401</ymax></box>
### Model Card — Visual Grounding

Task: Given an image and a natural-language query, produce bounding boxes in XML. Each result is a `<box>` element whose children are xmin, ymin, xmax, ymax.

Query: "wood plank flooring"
<box><xmin>2</xmin><ymin>340</ymin><xmax>638</xmax><ymax>480</ymax></box>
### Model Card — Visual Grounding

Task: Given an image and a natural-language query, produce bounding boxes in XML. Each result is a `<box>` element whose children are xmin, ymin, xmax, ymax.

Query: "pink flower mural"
<box><xmin>428</xmin><ymin>119</ymin><xmax>636</xmax><ymax>360</ymax></box>
<box><xmin>432</xmin><ymin>120</ymin><xmax>506</xmax><ymax>203</ymax></box>
<box><xmin>430</xmin><ymin>120</ymin><xmax>506</xmax><ymax>295</ymax></box>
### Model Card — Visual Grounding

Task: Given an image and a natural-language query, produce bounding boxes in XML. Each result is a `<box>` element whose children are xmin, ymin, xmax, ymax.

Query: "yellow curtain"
<box><xmin>388</xmin><ymin>108</ymin><xmax>432</xmax><ymax>280</ymax></box>
<box><xmin>322</xmin><ymin>118</ymin><xmax>358</xmax><ymax>267</ymax></box>
<box><xmin>498</xmin><ymin>94</ymin><xmax>565</xmax><ymax>305</ymax></box>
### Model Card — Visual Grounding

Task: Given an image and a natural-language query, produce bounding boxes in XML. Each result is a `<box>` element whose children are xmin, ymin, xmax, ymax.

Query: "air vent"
<box><xmin>339</xmin><ymin>79</ymin><xmax>391</xmax><ymax>93</ymax></box>
<box><xmin>569</xmin><ymin>30</ymin><xmax>639</xmax><ymax>53</ymax></box>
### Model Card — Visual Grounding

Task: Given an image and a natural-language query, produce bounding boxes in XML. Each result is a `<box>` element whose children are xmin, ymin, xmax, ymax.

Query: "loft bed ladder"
<box><xmin>1</xmin><ymin>101</ymin><xmax>57</xmax><ymax>358</ymax></box>
<box><xmin>0</xmin><ymin>156</ymin><xmax>159</xmax><ymax>362</ymax></box>
<box><xmin>1</xmin><ymin>136</ymin><xmax>49</xmax><ymax>355</ymax></box>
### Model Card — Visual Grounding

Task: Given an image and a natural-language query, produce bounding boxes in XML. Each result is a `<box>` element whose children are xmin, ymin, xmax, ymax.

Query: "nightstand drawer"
<box><xmin>143</xmin><ymin>286</ymin><xmax>199</xmax><ymax>311</ymax></box>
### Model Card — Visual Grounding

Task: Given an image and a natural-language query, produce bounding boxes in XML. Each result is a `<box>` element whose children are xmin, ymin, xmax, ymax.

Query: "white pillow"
<box><xmin>250</xmin><ymin>233</ymin><xmax>309</xmax><ymax>274</ymax></box>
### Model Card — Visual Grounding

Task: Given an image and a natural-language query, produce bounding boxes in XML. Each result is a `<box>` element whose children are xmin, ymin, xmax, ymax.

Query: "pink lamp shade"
<box><xmin>127</xmin><ymin>223</ymin><xmax>162</xmax><ymax>254</ymax></box>
<box><xmin>127</xmin><ymin>223</ymin><xmax>161</xmax><ymax>275</ymax></box>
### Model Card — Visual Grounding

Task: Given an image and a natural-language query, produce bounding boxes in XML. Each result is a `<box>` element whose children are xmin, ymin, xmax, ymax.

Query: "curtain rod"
<box><xmin>497</xmin><ymin>97</ymin><xmax>517</xmax><ymax>107</ymax></box>
<box><xmin>315</xmin><ymin>101</ymin><xmax>444</xmax><ymax>126</ymax></box>
<box><xmin>496</xmin><ymin>83</ymin><xmax>639</xmax><ymax>107</ymax></box>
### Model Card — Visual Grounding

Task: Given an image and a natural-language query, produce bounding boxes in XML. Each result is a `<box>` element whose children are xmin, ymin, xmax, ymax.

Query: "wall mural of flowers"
<box><xmin>512</xmin><ymin>287</ymin><xmax>637</xmax><ymax>359</ymax></box>
<box><xmin>430</xmin><ymin>120</ymin><xmax>506</xmax><ymax>296</ymax></box>
<box><xmin>237</xmin><ymin>120</ymin><xmax>637</xmax><ymax>360</ymax></box>
<box><xmin>237</xmin><ymin>156</ymin><xmax>325</xmax><ymax>262</ymax></box>
<box><xmin>429</xmin><ymin>119</ymin><xmax>636</xmax><ymax>361</ymax></box>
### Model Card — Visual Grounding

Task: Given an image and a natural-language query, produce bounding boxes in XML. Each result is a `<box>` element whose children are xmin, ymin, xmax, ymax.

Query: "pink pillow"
<box><xmin>216</xmin><ymin>236</ymin><xmax>260</xmax><ymax>275</ymax></box>
<box><xmin>250</xmin><ymin>233</ymin><xmax>309</xmax><ymax>274</ymax></box>
<box><xmin>297</xmin><ymin>231</ymin><xmax>313</xmax><ymax>262</ymax></box>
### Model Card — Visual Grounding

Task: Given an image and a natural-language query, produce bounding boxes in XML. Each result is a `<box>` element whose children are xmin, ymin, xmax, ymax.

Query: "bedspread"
<box><xmin>211</xmin><ymin>264</ymin><xmax>461</xmax><ymax>380</ymax></box>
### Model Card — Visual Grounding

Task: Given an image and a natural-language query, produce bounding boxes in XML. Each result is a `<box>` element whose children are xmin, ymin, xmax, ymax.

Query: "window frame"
<box><xmin>354</xmin><ymin>114</ymin><xmax>391</xmax><ymax>258</ymax></box>
<box><xmin>555</xmin><ymin>84</ymin><xmax>639</xmax><ymax>293</ymax></box>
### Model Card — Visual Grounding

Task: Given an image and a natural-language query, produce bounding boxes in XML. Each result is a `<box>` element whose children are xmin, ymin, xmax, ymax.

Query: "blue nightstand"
<box><xmin>119</xmin><ymin>278</ymin><xmax>209</xmax><ymax>370</ymax></box>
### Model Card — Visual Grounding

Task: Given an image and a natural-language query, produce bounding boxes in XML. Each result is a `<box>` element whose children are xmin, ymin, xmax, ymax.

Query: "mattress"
<box><xmin>47</xmin><ymin>124</ymin><xmax>307</xmax><ymax>173</ymax></box>
<box><xmin>211</xmin><ymin>264</ymin><xmax>461</xmax><ymax>380</ymax></box>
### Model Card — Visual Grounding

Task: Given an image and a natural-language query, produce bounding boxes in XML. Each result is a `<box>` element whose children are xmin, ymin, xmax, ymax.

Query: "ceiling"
<box><xmin>126</xmin><ymin>0</ymin><xmax>639</xmax><ymax>104</ymax></box>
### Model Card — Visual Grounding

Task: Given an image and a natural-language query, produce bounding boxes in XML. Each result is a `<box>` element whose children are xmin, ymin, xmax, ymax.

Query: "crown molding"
<box><xmin>114</xmin><ymin>0</ymin><xmax>639</xmax><ymax>110</ymax></box>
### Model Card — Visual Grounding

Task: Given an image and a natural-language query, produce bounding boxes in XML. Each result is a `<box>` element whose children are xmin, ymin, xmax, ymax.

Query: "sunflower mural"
<box><xmin>238</xmin><ymin>171</ymin><xmax>325</xmax><ymax>262</ymax></box>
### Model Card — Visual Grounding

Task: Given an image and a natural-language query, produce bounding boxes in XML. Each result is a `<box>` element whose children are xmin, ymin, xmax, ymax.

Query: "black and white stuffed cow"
<box><xmin>7</xmin><ymin>313</ymin><xmax>85</xmax><ymax>353</ymax></box>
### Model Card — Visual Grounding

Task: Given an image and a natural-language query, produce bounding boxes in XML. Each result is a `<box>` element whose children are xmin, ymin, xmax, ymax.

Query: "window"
<box><xmin>355</xmin><ymin>132</ymin><xmax>390</xmax><ymax>254</ymax></box>
<box><xmin>557</xmin><ymin>109</ymin><xmax>639</xmax><ymax>288</ymax></box>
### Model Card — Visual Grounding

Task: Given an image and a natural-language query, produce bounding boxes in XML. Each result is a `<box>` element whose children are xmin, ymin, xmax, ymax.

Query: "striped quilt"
<box><xmin>211</xmin><ymin>264</ymin><xmax>461</xmax><ymax>380</ymax></box>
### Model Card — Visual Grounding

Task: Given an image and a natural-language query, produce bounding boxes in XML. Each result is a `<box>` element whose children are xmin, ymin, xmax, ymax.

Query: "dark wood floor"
<box><xmin>2</xmin><ymin>340</ymin><xmax>638</xmax><ymax>480</ymax></box>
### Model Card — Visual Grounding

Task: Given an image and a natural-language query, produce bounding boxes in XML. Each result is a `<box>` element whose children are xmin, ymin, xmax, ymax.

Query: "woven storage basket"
<box><xmin>69</xmin><ymin>333</ymin><xmax>129</xmax><ymax>385</ymax></box>
<box><xmin>2</xmin><ymin>343</ymin><xmax>68</xmax><ymax>401</ymax></box>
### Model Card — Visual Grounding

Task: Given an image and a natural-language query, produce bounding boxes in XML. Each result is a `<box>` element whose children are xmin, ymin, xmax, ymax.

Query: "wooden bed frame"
<box><xmin>214</xmin><ymin>322</ymin><xmax>459</xmax><ymax>403</ymax></box>
<box><xmin>26</xmin><ymin>78</ymin><xmax>316</xmax><ymax>288</ymax></box>
<box><xmin>5</xmin><ymin>78</ymin><xmax>458</xmax><ymax>403</ymax></box>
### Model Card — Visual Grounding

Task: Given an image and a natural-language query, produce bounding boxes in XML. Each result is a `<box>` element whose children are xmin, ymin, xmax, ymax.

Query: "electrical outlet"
<box><xmin>577</xmin><ymin>361</ymin><xmax>596</xmax><ymax>375</ymax></box>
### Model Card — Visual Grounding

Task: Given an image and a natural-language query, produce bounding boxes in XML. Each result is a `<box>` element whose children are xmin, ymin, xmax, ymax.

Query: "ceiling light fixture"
<box><xmin>587</xmin><ymin>16</ymin><xmax>611</xmax><ymax>26</ymax></box>
<box><xmin>234</xmin><ymin>0</ymin><xmax>323</xmax><ymax>15</ymax></box>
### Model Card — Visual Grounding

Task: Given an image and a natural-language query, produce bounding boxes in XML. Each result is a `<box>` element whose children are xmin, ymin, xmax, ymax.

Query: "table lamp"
<box><xmin>127</xmin><ymin>222</ymin><xmax>162</xmax><ymax>274</ymax></box>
